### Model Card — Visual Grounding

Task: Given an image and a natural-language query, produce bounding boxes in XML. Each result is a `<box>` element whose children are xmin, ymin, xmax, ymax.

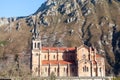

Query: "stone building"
<box><xmin>31</xmin><ymin>35</ymin><xmax>105</xmax><ymax>77</ymax></box>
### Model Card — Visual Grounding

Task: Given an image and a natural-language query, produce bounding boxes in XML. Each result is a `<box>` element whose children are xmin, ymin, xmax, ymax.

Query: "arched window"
<box><xmin>86</xmin><ymin>67</ymin><xmax>89</xmax><ymax>72</ymax></box>
<box><xmin>44</xmin><ymin>55</ymin><xmax>46</xmax><ymax>59</ymax></box>
<box><xmin>57</xmin><ymin>67</ymin><xmax>59</xmax><ymax>73</ymax></box>
<box><xmin>83</xmin><ymin>66</ymin><xmax>89</xmax><ymax>72</ymax></box>
<box><xmin>94</xmin><ymin>68</ymin><xmax>96</xmax><ymax>72</ymax></box>
<box><xmin>45</xmin><ymin>67</ymin><xmax>47</xmax><ymax>72</ymax></box>
<box><xmin>64</xmin><ymin>67</ymin><xmax>66</xmax><ymax>72</ymax></box>
<box><xmin>54</xmin><ymin>68</ymin><xmax>56</xmax><ymax>72</ymax></box>
<box><xmin>36</xmin><ymin>53</ymin><xmax>38</xmax><ymax>56</ymax></box>
<box><xmin>72</xmin><ymin>68</ymin><xmax>74</xmax><ymax>72</ymax></box>
<box><xmin>83</xmin><ymin>67</ymin><xmax>85</xmax><ymax>72</ymax></box>
<box><xmin>35</xmin><ymin>43</ymin><xmax>36</xmax><ymax>48</ymax></box>
<box><xmin>70</xmin><ymin>55</ymin><xmax>73</xmax><ymax>60</ymax></box>
<box><xmin>53</xmin><ymin>55</ymin><xmax>55</xmax><ymax>59</ymax></box>
<box><xmin>99</xmin><ymin>67</ymin><xmax>101</xmax><ymax>72</ymax></box>
<box><xmin>35</xmin><ymin>67</ymin><xmax>38</xmax><ymax>72</ymax></box>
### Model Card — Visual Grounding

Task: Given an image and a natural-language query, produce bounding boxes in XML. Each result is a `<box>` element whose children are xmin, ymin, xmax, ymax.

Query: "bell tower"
<box><xmin>32</xmin><ymin>27</ymin><xmax>41</xmax><ymax>51</ymax></box>
<box><xmin>31</xmin><ymin>15</ymin><xmax>42</xmax><ymax>76</ymax></box>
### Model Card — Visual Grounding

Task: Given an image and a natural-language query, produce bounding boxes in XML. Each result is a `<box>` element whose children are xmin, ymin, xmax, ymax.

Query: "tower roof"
<box><xmin>32</xmin><ymin>15</ymin><xmax>40</xmax><ymax>40</ymax></box>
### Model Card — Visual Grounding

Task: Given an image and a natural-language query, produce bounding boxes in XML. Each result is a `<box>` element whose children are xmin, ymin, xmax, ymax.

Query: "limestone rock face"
<box><xmin>0</xmin><ymin>17</ymin><xmax>16</xmax><ymax>27</ymax></box>
<box><xmin>0</xmin><ymin>0</ymin><xmax>120</xmax><ymax>76</ymax></box>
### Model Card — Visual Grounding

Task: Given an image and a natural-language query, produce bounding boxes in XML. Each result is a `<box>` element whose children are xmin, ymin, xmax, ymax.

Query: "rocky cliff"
<box><xmin>0</xmin><ymin>0</ymin><xmax>120</xmax><ymax>76</ymax></box>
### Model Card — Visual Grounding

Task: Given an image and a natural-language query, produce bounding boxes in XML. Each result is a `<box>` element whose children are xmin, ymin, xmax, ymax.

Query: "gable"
<box><xmin>77</xmin><ymin>44</ymin><xmax>89</xmax><ymax>51</ymax></box>
<box><xmin>77</xmin><ymin>45</ymin><xmax>89</xmax><ymax>55</ymax></box>
<box><xmin>76</xmin><ymin>45</ymin><xmax>89</xmax><ymax>60</ymax></box>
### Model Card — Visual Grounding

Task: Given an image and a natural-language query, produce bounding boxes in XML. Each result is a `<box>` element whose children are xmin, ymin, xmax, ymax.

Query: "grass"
<box><xmin>112</xmin><ymin>77</ymin><xmax>120</xmax><ymax>80</ymax></box>
<box><xmin>0</xmin><ymin>41</ymin><xmax>7</xmax><ymax>47</ymax></box>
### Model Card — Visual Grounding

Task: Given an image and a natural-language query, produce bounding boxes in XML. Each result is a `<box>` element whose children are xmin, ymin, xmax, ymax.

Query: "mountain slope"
<box><xmin>0</xmin><ymin>0</ymin><xmax>120</xmax><ymax>76</ymax></box>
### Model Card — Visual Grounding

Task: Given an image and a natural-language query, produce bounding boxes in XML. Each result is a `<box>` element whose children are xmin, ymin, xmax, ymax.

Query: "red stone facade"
<box><xmin>31</xmin><ymin>39</ymin><xmax>105</xmax><ymax>77</ymax></box>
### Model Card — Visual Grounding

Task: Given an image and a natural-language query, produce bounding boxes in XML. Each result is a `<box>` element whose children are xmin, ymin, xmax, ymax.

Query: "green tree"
<box><xmin>50</xmin><ymin>72</ymin><xmax>56</xmax><ymax>80</ymax></box>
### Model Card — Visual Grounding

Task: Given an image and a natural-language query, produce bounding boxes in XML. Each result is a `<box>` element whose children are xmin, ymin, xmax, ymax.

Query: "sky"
<box><xmin>0</xmin><ymin>0</ymin><xmax>46</xmax><ymax>18</ymax></box>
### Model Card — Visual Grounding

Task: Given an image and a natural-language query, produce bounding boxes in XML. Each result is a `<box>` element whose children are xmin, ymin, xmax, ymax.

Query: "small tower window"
<box><xmin>36</xmin><ymin>53</ymin><xmax>38</xmax><ymax>56</ymax></box>
<box><xmin>38</xmin><ymin>43</ymin><xmax>40</xmax><ymax>48</ymax></box>
<box><xmin>35</xmin><ymin>43</ymin><xmax>36</xmax><ymax>48</ymax></box>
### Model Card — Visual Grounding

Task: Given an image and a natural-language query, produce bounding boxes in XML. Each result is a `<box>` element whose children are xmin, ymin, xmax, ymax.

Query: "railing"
<box><xmin>0</xmin><ymin>76</ymin><xmax>113</xmax><ymax>80</ymax></box>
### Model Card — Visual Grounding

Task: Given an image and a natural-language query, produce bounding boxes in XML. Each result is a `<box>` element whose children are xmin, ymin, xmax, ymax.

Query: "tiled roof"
<box><xmin>42</xmin><ymin>47</ymin><xmax>75</xmax><ymax>51</ymax></box>
<box><xmin>96</xmin><ymin>54</ymin><xmax>103</xmax><ymax>58</ymax></box>
<box><xmin>92</xmin><ymin>60</ymin><xmax>97</xmax><ymax>64</ymax></box>
<box><xmin>42</xmin><ymin>60</ymin><xmax>74</xmax><ymax>65</ymax></box>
